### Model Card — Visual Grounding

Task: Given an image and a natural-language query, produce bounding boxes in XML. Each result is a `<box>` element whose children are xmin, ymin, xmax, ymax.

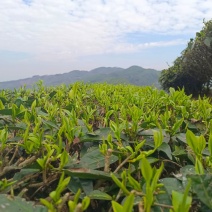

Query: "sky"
<box><xmin>0</xmin><ymin>0</ymin><xmax>212</xmax><ymax>82</ymax></box>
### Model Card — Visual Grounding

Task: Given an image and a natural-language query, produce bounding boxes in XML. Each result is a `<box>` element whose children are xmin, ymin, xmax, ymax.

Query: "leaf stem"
<box><xmin>154</xmin><ymin>202</ymin><xmax>173</xmax><ymax>209</ymax></box>
<box><xmin>113</xmin><ymin>154</ymin><xmax>133</xmax><ymax>173</ymax></box>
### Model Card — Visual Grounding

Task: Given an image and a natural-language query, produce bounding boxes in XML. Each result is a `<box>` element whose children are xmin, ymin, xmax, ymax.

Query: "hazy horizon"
<box><xmin>1</xmin><ymin>0</ymin><xmax>212</xmax><ymax>82</ymax></box>
<box><xmin>0</xmin><ymin>65</ymin><xmax>161</xmax><ymax>82</ymax></box>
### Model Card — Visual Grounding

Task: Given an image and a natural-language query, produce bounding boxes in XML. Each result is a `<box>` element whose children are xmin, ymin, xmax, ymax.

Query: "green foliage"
<box><xmin>112</xmin><ymin>193</ymin><xmax>135</xmax><ymax>212</ymax></box>
<box><xmin>171</xmin><ymin>180</ymin><xmax>192</xmax><ymax>212</ymax></box>
<box><xmin>188</xmin><ymin>174</ymin><xmax>212</xmax><ymax>209</ymax></box>
<box><xmin>159</xmin><ymin>19</ymin><xmax>212</xmax><ymax>95</ymax></box>
<box><xmin>0</xmin><ymin>194</ymin><xmax>47</xmax><ymax>212</ymax></box>
<box><xmin>141</xmin><ymin>158</ymin><xmax>164</xmax><ymax>211</ymax></box>
<box><xmin>0</xmin><ymin>179</ymin><xmax>16</xmax><ymax>192</ymax></box>
<box><xmin>0</xmin><ymin>82</ymin><xmax>211</xmax><ymax>211</ymax></box>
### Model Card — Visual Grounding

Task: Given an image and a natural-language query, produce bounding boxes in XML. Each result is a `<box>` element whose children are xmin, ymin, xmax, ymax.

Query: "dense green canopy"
<box><xmin>159</xmin><ymin>19</ymin><xmax>212</xmax><ymax>95</ymax></box>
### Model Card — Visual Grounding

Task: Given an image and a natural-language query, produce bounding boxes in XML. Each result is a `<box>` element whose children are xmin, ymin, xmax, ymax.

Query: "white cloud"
<box><xmin>0</xmin><ymin>0</ymin><xmax>211</xmax><ymax>76</ymax></box>
<box><xmin>109</xmin><ymin>39</ymin><xmax>187</xmax><ymax>54</ymax></box>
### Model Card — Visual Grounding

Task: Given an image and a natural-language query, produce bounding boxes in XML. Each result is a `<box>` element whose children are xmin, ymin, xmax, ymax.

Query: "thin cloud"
<box><xmin>110</xmin><ymin>39</ymin><xmax>187</xmax><ymax>53</ymax></box>
<box><xmin>0</xmin><ymin>0</ymin><xmax>211</xmax><ymax>78</ymax></box>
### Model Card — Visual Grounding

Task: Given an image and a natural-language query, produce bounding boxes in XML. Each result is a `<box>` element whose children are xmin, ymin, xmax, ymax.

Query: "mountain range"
<box><xmin>0</xmin><ymin>66</ymin><xmax>161</xmax><ymax>89</ymax></box>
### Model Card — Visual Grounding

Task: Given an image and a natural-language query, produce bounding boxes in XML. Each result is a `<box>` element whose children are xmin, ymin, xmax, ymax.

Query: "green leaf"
<box><xmin>188</xmin><ymin>174</ymin><xmax>212</xmax><ymax>209</ymax></box>
<box><xmin>175</xmin><ymin>165</ymin><xmax>196</xmax><ymax>188</ymax></box>
<box><xmin>112</xmin><ymin>201</ymin><xmax>123</xmax><ymax>212</ymax></box>
<box><xmin>209</xmin><ymin>131</ymin><xmax>212</xmax><ymax>156</ymax></box>
<box><xmin>59</xmin><ymin>150</ymin><xmax>69</xmax><ymax>169</ymax></box>
<box><xmin>172</xmin><ymin>191</ymin><xmax>180</xmax><ymax>212</ymax></box>
<box><xmin>176</xmin><ymin>133</ymin><xmax>186</xmax><ymax>144</ymax></box>
<box><xmin>141</xmin><ymin>157</ymin><xmax>153</xmax><ymax>183</ymax></box>
<box><xmin>169</xmin><ymin>87</ymin><xmax>175</xmax><ymax>95</ymax></box>
<box><xmin>95</xmin><ymin>127</ymin><xmax>114</xmax><ymax>139</ymax></box>
<box><xmin>111</xmin><ymin>173</ymin><xmax>130</xmax><ymax>195</ymax></box>
<box><xmin>8</xmin><ymin>122</ymin><xmax>27</xmax><ymax>130</ymax></box>
<box><xmin>49</xmin><ymin>91</ymin><xmax>57</xmax><ymax>98</ymax></box>
<box><xmin>146</xmin><ymin>157</ymin><xmax>159</xmax><ymax>164</ymax></box>
<box><xmin>0</xmin><ymin>109</ymin><xmax>12</xmax><ymax>115</ymax></box>
<box><xmin>159</xmin><ymin>178</ymin><xmax>184</xmax><ymax>195</ymax></box>
<box><xmin>42</xmin><ymin>120</ymin><xmax>59</xmax><ymax>130</ymax></box>
<box><xmin>151</xmin><ymin>162</ymin><xmax>164</xmax><ymax>190</ymax></box>
<box><xmin>65</xmin><ymin>168</ymin><xmax>116</xmax><ymax>180</ymax></box>
<box><xmin>187</xmin><ymin>122</ymin><xmax>198</xmax><ymax>132</ymax></box>
<box><xmin>40</xmin><ymin>199</ymin><xmax>55</xmax><ymax>212</ymax></box>
<box><xmin>13</xmin><ymin>167</ymin><xmax>40</xmax><ymax>181</ymax></box>
<box><xmin>0</xmin><ymin>194</ymin><xmax>47</xmax><ymax>212</ymax></box>
<box><xmin>81</xmin><ymin>196</ymin><xmax>90</xmax><ymax>210</ymax></box>
<box><xmin>153</xmin><ymin>192</ymin><xmax>171</xmax><ymax>212</ymax></box>
<box><xmin>180</xmin><ymin>165</ymin><xmax>196</xmax><ymax>176</ymax></box>
<box><xmin>68</xmin><ymin>200</ymin><xmax>75</xmax><ymax>212</ymax></box>
<box><xmin>128</xmin><ymin>174</ymin><xmax>141</xmax><ymax>191</ymax></box>
<box><xmin>195</xmin><ymin>157</ymin><xmax>204</xmax><ymax>174</ymax></box>
<box><xmin>0</xmin><ymin>97</ymin><xmax>7</xmax><ymax>104</ymax></box>
<box><xmin>197</xmin><ymin>135</ymin><xmax>206</xmax><ymax>155</ymax></box>
<box><xmin>74</xmin><ymin>189</ymin><xmax>81</xmax><ymax>204</ymax></box>
<box><xmin>157</xmin><ymin>142</ymin><xmax>172</xmax><ymax>160</ymax></box>
<box><xmin>88</xmin><ymin>190</ymin><xmax>112</xmax><ymax>200</ymax></box>
<box><xmin>80</xmin><ymin>134</ymin><xmax>104</xmax><ymax>142</ymax></box>
<box><xmin>182</xmin><ymin>179</ymin><xmax>192</xmax><ymax>209</ymax></box>
<box><xmin>202</xmin><ymin>148</ymin><xmax>210</xmax><ymax>156</ymax></box>
<box><xmin>138</xmin><ymin>129</ymin><xmax>154</xmax><ymax>136</ymax></box>
<box><xmin>80</xmin><ymin>127</ymin><xmax>112</xmax><ymax>142</ymax></box>
<box><xmin>135</xmin><ymin>140</ymin><xmax>146</xmax><ymax>153</ymax></box>
<box><xmin>172</xmin><ymin>190</ymin><xmax>192</xmax><ymax>212</ymax></box>
<box><xmin>186</xmin><ymin>130</ymin><xmax>198</xmax><ymax>153</ymax></box>
<box><xmin>123</xmin><ymin>194</ymin><xmax>135</xmax><ymax>212</ymax></box>
<box><xmin>67</xmin><ymin>177</ymin><xmax>82</xmax><ymax>194</ymax></box>
<box><xmin>172</xmin><ymin>148</ymin><xmax>187</xmax><ymax>157</ymax></box>
<box><xmin>79</xmin><ymin>148</ymin><xmax>118</xmax><ymax>169</ymax></box>
<box><xmin>145</xmin><ymin>187</ymin><xmax>154</xmax><ymax>210</ymax></box>
<box><xmin>172</xmin><ymin>118</ymin><xmax>184</xmax><ymax>134</ymax></box>
<box><xmin>79</xmin><ymin>179</ymin><xmax>93</xmax><ymax>196</ymax></box>
<box><xmin>153</xmin><ymin>129</ymin><xmax>163</xmax><ymax>148</ymax></box>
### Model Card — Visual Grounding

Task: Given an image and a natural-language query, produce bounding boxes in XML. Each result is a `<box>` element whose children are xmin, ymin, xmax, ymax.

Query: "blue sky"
<box><xmin>0</xmin><ymin>0</ymin><xmax>212</xmax><ymax>81</ymax></box>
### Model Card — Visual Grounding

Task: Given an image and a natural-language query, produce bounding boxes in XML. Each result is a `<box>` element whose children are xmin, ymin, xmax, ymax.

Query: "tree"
<box><xmin>159</xmin><ymin>19</ymin><xmax>212</xmax><ymax>95</ymax></box>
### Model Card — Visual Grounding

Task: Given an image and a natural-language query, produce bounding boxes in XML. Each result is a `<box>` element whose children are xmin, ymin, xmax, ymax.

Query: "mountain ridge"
<box><xmin>0</xmin><ymin>66</ymin><xmax>161</xmax><ymax>89</ymax></box>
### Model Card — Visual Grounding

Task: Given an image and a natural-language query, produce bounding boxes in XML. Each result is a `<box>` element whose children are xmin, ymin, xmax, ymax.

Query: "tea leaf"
<box><xmin>188</xmin><ymin>174</ymin><xmax>212</xmax><ymax>209</ymax></box>
<box><xmin>88</xmin><ymin>190</ymin><xmax>112</xmax><ymax>200</ymax></box>
<box><xmin>0</xmin><ymin>194</ymin><xmax>47</xmax><ymax>212</ymax></box>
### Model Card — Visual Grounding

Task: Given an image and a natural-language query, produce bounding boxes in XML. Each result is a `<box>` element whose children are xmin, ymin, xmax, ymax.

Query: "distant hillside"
<box><xmin>0</xmin><ymin>66</ymin><xmax>161</xmax><ymax>89</ymax></box>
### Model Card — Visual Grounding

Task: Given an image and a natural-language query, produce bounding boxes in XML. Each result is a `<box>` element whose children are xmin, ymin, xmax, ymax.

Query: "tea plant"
<box><xmin>0</xmin><ymin>82</ymin><xmax>211</xmax><ymax>211</ymax></box>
